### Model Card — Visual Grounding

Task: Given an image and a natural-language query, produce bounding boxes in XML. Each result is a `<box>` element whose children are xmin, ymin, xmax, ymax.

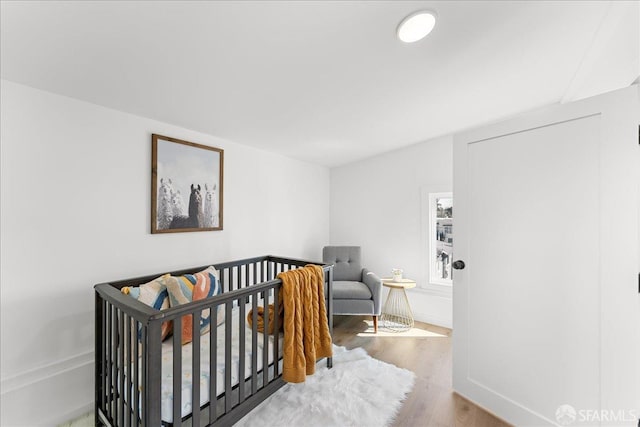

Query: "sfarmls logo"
<box><xmin>555</xmin><ymin>404</ymin><xmax>639</xmax><ymax>426</ymax></box>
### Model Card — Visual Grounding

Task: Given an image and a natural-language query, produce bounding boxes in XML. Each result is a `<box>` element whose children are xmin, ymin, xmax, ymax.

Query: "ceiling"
<box><xmin>1</xmin><ymin>1</ymin><xmax>638</xmax><ymax>167</ymax></box>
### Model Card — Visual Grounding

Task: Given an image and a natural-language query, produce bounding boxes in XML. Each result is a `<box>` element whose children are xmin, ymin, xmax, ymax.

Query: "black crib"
<box><xmin>94</xmin><ymin>255</ymin><xmax>334</xmax><ymax>427</ymax></box>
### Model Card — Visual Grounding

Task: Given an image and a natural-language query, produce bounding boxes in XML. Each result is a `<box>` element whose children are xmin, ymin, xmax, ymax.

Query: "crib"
<box><xmin>94</xmin><ymin>255</ymin><xmax>334</xmax><ymax>427</ymax></box>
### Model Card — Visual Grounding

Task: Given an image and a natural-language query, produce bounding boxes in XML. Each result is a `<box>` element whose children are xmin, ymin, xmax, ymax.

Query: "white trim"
<box><xmin>1</xmin><ymin>350</ymin><xmax>93</xmax><ymax>395</ymax></box>
<box><xmin>420</xmin><ymin>188</ymin><xmax>454</xmax><ymax>289</ymax></box>
<box><xmin>409</xmin><ymin>283</ymin><xmax>452</xmax><ymax>299</ymax></box>
<box><xmin>413</xmin><ymin>308</ymin><xmax>452</xmax><ymax>329</ymax></box>
<box><xmin>407</xmin><ymin>287</ymin><xmax>453</xmax><ymax>328</ymax></box>
<box><xmin>1</xmin><ymin>352</ymin><xmax>95</xmax><ymax>426</ymax></box>
<box><xmin>56</xmin><ymin>402</ymin><xmax>94</xmax><ymax>426</ymax></box>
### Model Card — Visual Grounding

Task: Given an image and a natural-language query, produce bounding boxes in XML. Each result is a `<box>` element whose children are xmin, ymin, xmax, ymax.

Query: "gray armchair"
<box><xmin>323</xmin><ymin>246</ymin><xmax>383</xmax><ymax>333</ymax></box>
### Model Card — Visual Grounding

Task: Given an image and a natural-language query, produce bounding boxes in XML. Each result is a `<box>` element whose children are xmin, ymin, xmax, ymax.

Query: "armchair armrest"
<box><xmin>362</xmin><ymin>268</ymin><xmax>383</xmax><ymax>316</ymax></box>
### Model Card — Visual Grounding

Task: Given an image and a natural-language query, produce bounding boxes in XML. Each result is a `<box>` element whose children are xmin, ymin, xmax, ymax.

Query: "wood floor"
<box><xmin>332</xmin><ymin>316</ymin><xmax>512</xmax><ymax>427</ymax></box>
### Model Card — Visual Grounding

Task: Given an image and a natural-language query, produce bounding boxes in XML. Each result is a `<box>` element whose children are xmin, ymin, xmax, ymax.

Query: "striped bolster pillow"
<box><xmin>165</xmin><ymin>266</ymin><xmax>223</xmax><ymax>345</ymax></box>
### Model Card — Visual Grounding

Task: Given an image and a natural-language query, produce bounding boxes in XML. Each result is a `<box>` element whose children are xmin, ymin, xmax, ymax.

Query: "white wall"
<box><xmin>330</xmin><ymin>135</ymin><xmax>454</xmax><ymax>327</ymax></box>
<box><xmin>0</xmin><ymin>80</ymin><xmax>330</xmax><ymax>426</ymax></box>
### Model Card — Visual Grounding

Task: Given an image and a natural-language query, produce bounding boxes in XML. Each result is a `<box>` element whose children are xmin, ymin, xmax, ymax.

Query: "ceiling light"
<box><xmin>397</xmin><ymin>11</ymin><xmax>436</xmax><ymax>43</ymax></box>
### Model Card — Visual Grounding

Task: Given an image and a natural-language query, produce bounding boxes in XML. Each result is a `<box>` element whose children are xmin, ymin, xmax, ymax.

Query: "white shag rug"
<box><xmin>236</xmin><ymin>345</ymin><xmax>416</xmax><ymax>427</ymax></box>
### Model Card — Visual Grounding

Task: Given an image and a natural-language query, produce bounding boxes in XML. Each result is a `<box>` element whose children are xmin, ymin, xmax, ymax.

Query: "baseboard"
<box><xmin>1</xmin><ymin>350</ymin><xmax>92</xmax><ymax>394</ymax></box>
<box><xmin>56</xmin><ymin>402</ymin><xmax>94</xmax><ymax>426</ymax></box>
<box><xmin>1</xmin><ymin>352</ymin><xmax>93</xmax><ymax>426</ymax></box>
<box><xmin>413</xmin><ymin>310</ymin><xmax>452</xmax><ymax>329</ymax></box>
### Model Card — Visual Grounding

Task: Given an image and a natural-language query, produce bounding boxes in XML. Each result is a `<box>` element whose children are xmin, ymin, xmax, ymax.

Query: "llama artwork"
<box><xmin>156</xmin><ymin>179</ymin><xmax>220</xmax><ymax>231</ymax></box>
<box><xmin>170</xmin><ymin>184</ymin><xmax>202</xmax><ymax>229</ymax></box>
<box><xmin>171</xmin><ymin>190</ymin><xmax>186</xmax><ymax>217</ymax></box>
<box><xmin>203</xmin><ymin>184</ymin><xmax>218</xmax><ymax>228</ymax></box>
<box><xmin>152</xmin><ymin>134</ymin><xmax>223</xmax><ymax>233</ymax></box>
<box><xmin>157</xmin><ymin>178</ymin><xmax>175</xmax><ymax>229</ymax></box>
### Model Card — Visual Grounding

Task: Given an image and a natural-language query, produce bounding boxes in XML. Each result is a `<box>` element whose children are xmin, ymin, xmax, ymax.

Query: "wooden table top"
<box><xmin>382</xmin><ymin>278</ymin><xmax>416</xmax><ymax>289</ymax></box>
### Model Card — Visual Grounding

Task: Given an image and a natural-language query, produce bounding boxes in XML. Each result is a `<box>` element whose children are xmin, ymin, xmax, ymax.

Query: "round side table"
<box><xmin>380</xmin><ymin>278</ymin><xmax>416</xmax><ymax>332</ymax></box>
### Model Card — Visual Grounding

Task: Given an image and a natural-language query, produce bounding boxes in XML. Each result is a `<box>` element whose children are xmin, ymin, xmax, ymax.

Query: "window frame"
<box><xmin>420</xmin><ymin>189</ymin><xmax>454</xmax><ymax>296</ymax></box>
<box><xmin>430</xmin><ymin>192</ymin><xmax>453</xmax><ymax>286</ymax></box>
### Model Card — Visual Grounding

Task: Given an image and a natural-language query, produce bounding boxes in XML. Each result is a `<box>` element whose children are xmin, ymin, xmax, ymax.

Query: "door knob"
<box><xmin>452</xmin><ymin>260</ymin><xmax>466</xmax><ymax>270</ymax></box>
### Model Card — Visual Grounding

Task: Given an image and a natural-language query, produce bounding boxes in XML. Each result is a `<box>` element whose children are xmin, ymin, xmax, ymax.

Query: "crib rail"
<box><xmin>95</xmin><ymin>255</ymin><xmax>333</xmax><ymax>427</ymax></box>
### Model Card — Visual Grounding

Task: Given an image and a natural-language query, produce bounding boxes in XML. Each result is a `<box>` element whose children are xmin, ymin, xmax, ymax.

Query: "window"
<box><xmin>429</xmin><ymin>192</ymin><xmax>453</xmax><ymax>286</ymax></box>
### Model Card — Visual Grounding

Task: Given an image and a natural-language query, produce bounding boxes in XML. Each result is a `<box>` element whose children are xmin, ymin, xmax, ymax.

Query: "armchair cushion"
<box><xmin>333</xmin><ymin>281</ymin><xmax>373</xmax><ymax>300</ymax></box>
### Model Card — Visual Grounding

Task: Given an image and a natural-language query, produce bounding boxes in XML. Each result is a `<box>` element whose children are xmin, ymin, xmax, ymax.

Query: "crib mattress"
<box><xmin>155</xmin><ymin>305</ymin><xmax>282</xmax><ymax>423</ymax></box>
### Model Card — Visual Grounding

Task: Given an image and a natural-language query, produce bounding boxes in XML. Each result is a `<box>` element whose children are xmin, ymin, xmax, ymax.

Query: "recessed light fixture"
<box><xmin>397</xmin><ymin>11</ymin><xmax>436</xmax><ymax>43</ymax></box>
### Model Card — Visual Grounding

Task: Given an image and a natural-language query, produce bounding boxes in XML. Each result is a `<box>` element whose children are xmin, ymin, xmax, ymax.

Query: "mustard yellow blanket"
<box><xmin>279</xmin><ymin>264</ymin><xmax>333</xmax><ymax>383</ymax></box>
<box><xmin>248</xmin><ymin>264</ymin><xmax>332</xmax><ymax>383</ymax></box>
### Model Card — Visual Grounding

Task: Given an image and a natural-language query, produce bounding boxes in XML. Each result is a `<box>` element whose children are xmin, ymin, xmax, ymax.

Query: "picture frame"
<box><xmin>151</xmin><ymin>134</ymin><xmax>224</xmax><ymax>233</ymax></box>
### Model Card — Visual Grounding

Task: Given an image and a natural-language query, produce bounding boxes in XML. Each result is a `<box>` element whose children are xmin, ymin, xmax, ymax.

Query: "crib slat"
<box><xmin>112</xmin><ymin>306</ymin><xmax>117</xmax><ymax>425</ymax></box>
<box><xmin>225</xmin><ymin>301</ymin><xmax>233</xmax><ymax>413</ymax></box>
<box><xmin>105</xmin><ymin>303</ymin><xmax>111</xmax><ymax>421</ymax></box>
<box><xmin>327</xmin><ymin>267</ymin><xmax>334</xmax><ymax>338</ymax></box>
<box><xmin>118</xmin><ymin>310</ymin><xmax>125</xmax><ymax>427</ymax></box>
<box><xmin>124</xmin><ymin>313</ymin><xmax>132</xmax><ymax>427</ymax></box>
<box><xmin>140</xmin><ymin>327</ymin><xmax>146</xmax><ymax>426</ymax></box>
<box><xmin>238</xmin><ymin>300</ymin><xmax>246</xmax><ymax>403</ymax></box>
<box><xmin>103</xmin><ymin>301</ymin><xmax>108</xmax><ymax>420</ymax></box>
<box><xmin>106</xmin><ymin>303</ymin><xmax>110</xmax><ymax>421</ymax></box>
<box><xmin>173</xmin><ymin>316</ymin><xmax>182</xmax><ymax>427</ymax></box>
<box><xmin>273</xmin><ymin>286</ymin><xmax>280</xmax><ymax>377</ymax></box>
<box><xmin>95</xmin><ymin>296</ymin><xmax>103</xmax><ymax>424</ymax></box>
<box><xmin>117</xmin><ymin>309</ymin><xmax>122</xmax><ymax>425</ymax></box>
<box><xmin>263</xmin><ymin>292</ymin><xmax>269</xmax><ymax>386</ymax></box>
<box><xmin>209</xmin><ymin>305</ymin><xmax>217</xmax><ymax>424</ymax></box>
<box><xmin>219</xmin><ymin>268</ymin><xmax>226</xmax><ymax>294</ymax></box>
<box><xmin>192</xmin><ymin>312</ymin><xmax>201</xmax><ymax>427</ymax></box>
<box><xmin>230</xmin><ymin>267</ymin><xmax>235</xmax><ymax>292</ymax></box>
<box><xmin>239</xmin><ymin>265</ymin><xmax>247</xmax><ymax>304</ymax></box>
<box><xmin>253</xmin><ymin>262</ymin><xmax>257</xmax><ymax>286</ymax></box>
<box><xmin>133</xmin><ymin>319</ymin><xmax>140</xmax><ymax>427</ymax></box>
<box><xmin>251</xmin><ymin>294</ymin><xmax>258</xmax><ymax>395</ymax></box>
<box><xmin>100</xmin><ymin>300</ymin><xmax>107</xmax><ymax>420</ymax></box>
<box><xmin>111</xmin><ymin>305</ymin><xmax>118</xmax><ymax>423</ymax></box>
<box><xmin>143</xmin><ymin>321</ymin><xmax>162</xmax><ymax>427</ymax></box>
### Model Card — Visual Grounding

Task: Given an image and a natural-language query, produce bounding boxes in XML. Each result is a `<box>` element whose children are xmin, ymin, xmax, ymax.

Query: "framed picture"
<box><xmin>151</xmin><ymin>134</ymin><xmax>223</xmax><ymax>233</ymax></box>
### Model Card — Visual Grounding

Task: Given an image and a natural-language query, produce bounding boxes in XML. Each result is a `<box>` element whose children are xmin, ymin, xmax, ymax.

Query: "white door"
<box><xmin>453</xmin><ymin>86</ymin><xmax>640</xmax><ymax>426</ymax></box>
